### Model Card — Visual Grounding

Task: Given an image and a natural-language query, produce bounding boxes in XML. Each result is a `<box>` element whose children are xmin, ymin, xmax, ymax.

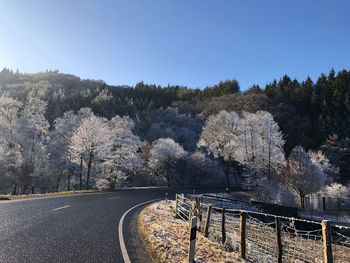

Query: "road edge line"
<box><xmin>118</xmin><ymin>198</ymin><xmax>161</xmax><ymax>263</ymax></box>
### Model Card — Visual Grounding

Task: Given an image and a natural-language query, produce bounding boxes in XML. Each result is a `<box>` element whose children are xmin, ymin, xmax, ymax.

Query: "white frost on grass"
<box><xmin>138</xmin><ymin>200</ymin><xmax>245</xmax><ymax>263</ymax></box>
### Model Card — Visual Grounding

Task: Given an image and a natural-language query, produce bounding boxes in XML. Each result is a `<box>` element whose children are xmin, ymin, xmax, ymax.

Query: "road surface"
<box><xmin>0</xmin><ymin>187</ymin><xmax>222</xmax><ymax>263</ymax></box>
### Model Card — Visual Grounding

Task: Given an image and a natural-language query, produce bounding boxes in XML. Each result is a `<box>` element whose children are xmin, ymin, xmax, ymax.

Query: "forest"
<box><xmin>0</xmin><ymin>67</ymin><xmax>349</xmax><ymax>206</ymax></box>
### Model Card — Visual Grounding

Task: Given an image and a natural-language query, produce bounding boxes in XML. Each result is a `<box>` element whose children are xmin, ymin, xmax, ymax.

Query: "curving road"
<box><xmin>0</xmin><ymin>187</ymin><xmax>222</xmax><ymax>263</ymax></box>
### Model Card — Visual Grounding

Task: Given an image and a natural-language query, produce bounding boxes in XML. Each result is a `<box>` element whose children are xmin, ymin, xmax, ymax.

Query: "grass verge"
<box><xmin>138</xmin><ymin>200</ymin><xmax>245</xmax><ymax>263</ymax></box>
<box><xmin>0</xmin><ymin>190</ymin><xmax>100</xmax><ymax>201</ymax></box>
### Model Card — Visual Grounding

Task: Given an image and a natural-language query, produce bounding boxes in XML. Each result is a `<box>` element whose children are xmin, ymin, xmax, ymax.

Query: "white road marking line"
<box><xmin>118</xmin><ymin>198</ymin><xmax>160</xmax><ymax>263</ymax></box>
<box><xmin>52</xmin><ymin>205</ymin><xmax>71</xmax><ymax>211</ymax></box>
<box><xmin>107</xmin><ymin>197</ymin><xmax>120</xmax><ymax>200</ymax></box>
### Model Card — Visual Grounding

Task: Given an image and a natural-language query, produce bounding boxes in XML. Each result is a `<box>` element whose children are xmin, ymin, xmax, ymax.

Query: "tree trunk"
<box><xmin>233</xmin><ymin>161</ymin><xmax>239</xmax><ymax>186</ymax></box>
<box><xmin>79</xmin><ymin>157</ymin><xmax>83</xmax><ymax>190</ymax></box>
<box><xmin>300</xmin><ymin>194</ymin><xmax>305</xmax><ymax>208</ymax></box>
<box><xmin>224</xmin><ymin>161</ymin><xmax>230</xmax><ymax>192</ymax></box>
<box><xmin>165</xmin><ymin>162</ymin><xmax>172</xmax><ymax>186</ymax></box>
<box><xmin>67</xmin><ymin>171</ymin><xmax>71</xmax><ymax>191</ymax></box>
<box><xmin>86</xmin><ymin>152</ymin><xmax>93</xmax><ymax>190</ymax></box>
<box><xmin>56</xmin><ymin>169</ymin><xmax>62</xmax><ymax>192</ymax></box>
<box><xmin>166</xmin><ymin>169</ymin><xmax>170</xmax><ymax>186</ymax></box>
<box><xmin>268</xmin><ymin>149</ymin><xmax>271</xmax><ymax>181</ymax></box>
<box><xmin>12</xmin><ymin>184</ymin><xmax>17</xmax><ymax>195</ymax></box>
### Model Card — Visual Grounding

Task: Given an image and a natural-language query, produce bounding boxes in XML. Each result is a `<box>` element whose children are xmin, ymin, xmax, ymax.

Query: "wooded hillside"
<box><xmin>0</xmin><ymin>68</ymin><xmax>349</xmax><ymax>196</ymax></box>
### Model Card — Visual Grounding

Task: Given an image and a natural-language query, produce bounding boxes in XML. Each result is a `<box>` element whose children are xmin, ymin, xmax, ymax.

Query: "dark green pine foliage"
<box><xmin>263</xmin><ymin>69</ymin><xmax>350</xmax><ymax>148</ymax></box>
<box><xmin>321</xmin><ymin>135</ymin><xmax>350</xmax><ymax>183</ymax></box>
<box><xmin>199</xmin><ymin>79</ymin><xmax>240</xmax><ymax>100</ymax></box>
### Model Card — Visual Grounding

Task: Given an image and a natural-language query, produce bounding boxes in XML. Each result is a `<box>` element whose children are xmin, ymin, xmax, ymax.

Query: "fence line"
<box><xmin>175</xmin><ymin>194</ymin><xmax>350</xmax><ymax>263</ymax></box>
<box><xmin>305</xmin><ymin>196</ymin><xmax>350</xmax><ymax>212</ymax></box>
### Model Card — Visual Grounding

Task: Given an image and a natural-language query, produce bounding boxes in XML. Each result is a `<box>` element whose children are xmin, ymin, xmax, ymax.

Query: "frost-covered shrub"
<box><xmin>96</xmin><ymin>178</ymin><xmax>110</xmax><ymax>191</ymax></box>
<box><xmin>309</xmin><ymin>150</ymin><xmax>339</xmax><ymax>183</ymax></box>
<box><xmin>322</xmin><ymin>183</ymin><xmax>349</xmax><ymax>198</ymax></box>
<box><xmin>148</xmin><ymin>138</ymin><xmax>187</xmax><ymax>185</ymax></box>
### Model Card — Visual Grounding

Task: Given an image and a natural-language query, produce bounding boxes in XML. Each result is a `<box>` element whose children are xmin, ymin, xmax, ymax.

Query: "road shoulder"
<box><xmin>123</xmin><ymin>202</ymin><xmax>156</xmax><ymax>263</ymax></box>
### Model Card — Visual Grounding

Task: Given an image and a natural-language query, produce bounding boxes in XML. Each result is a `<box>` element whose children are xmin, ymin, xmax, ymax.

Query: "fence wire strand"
<box><xmin>332</xmin><ymin>225</ymin><xmax>350</xmax><ymax>263</ymax></box>
<box><xmin>175</xmin><ymin>194</ymin><xmax>350</xmax><ymax>263</ymax></box>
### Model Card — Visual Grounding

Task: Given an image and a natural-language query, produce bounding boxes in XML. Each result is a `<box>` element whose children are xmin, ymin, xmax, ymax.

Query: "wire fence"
<box><xmin>332</xmin><ymin>224</ymin><xmax>350</xmax><ymax>263</ymax></box>
<box><xmin>175</xmin><ymin>194</ymin><xmax>350</xmax><ymax>263</ymax></box>
<box><xmin>301</xmin><ymin>196</ymin><xmax>350</xmax><ymax>225</ymax></box>
<box><xmin>305</xmin><ymin>196</ymin><xmax>350</xmax><ymax>212</ymax></box>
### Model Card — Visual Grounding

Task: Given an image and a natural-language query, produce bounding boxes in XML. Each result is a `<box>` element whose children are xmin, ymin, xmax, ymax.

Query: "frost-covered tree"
<box><xmin>49</xmin><ymin>108</ymin><xmax>93</xmax><ymax>190</ymax></box>
<box><xmin>69</xmin><ymin>115</ymin><xmax>112</xmax><ymax>190</ymax></box>
<box><xmin>49</xmin><ymin>111</ymin><xmax>79</xmax><ymax>191</ymax></box>
<box><xmin>16</xmin><ymin>96</ymin><xmax>50</xmax><ymax>191</ymax></box>
<box><xmin>240</xmin><ymin>111</ymin><xmax>261</xmax><ymax>189</ymax></box>
<box><xmin>199</xmin><ymin>110</ymin><xmax>285</xmax><ymax>191</ymax></box>
<box><xmin>96</xmin><ymin>115</ymin><xmax>142</xmax><ymax>190</ymax></box>
<box><xmin>309</xmin><ymin>150</ymin><xmax>339</xmax><ymax>183</ymax></box>
<box><xmin>0</xmin><ymin>97</ymin><xmax>22</xmax><ymax>144</ymax></box>
<box><xmin>198</xmin><ymin>110</ymin><xmax>242</xmax><ymax>190</ymax></box>
<box><xmin>149</xmin><ymin>138</ymin><xmax>187</xmax><ymax>185</ymax></box>
<box><xmin>255</xmin><ymin>111</ymin><xmax>285</xmax><ymax>178</ymax></box>
<box><xmin>323</xmin><ymin>183</ymin><xmax>349</xmax><ymax>199</ymax></box>
<box><xmin>241</xmin><ymin>111</ymin><xmax>285</xmax><ymax>189</ymax></box>
<box><xmin>282</xmin><ymin>146</ymin><xmax>326</xmax><ymax>208</ymax></box>
<box><xmin>0</xmin><ymin>97</ymin><xmax>23</xmax><ymax>191</ymax></box>
<box><xmin>0</xmin><ymin>96</ymin><xmax>52</xmax><ymax>193</ymax></box>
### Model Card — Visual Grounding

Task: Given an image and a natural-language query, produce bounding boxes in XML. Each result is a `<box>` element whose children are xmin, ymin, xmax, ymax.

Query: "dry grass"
<box><xmin>0</xmin><ymin>190</ymin><xmax>100</xmax><ymax>201</ymax></box>
<box><xmin>138</xmin><ymin>201</ymin><xmax>245</xmax><ymax>263</ymax></box>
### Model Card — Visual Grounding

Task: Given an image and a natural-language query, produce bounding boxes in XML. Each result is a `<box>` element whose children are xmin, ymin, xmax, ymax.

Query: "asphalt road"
<box><xmin>0</xmin><ymin>187</ymin><xmax>223</xmax><ymax>263</ymax></box>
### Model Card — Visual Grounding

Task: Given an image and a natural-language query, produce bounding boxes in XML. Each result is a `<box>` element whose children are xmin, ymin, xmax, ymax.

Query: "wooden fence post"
<box><xmin>275</xmin><ymin>217</ymin><xmax>282</xmax><ymax>263</ymax></box>
<box><xmin>188</xmin><ymin>216</ymin><xmax>197</xmax><ymax>263</ymax></box>
<box><xmin>204</xmin><ymin>205</ymin><xmax>212</xmax><ymax>238</ymax></box>
<box><xmin>175</xmin><ymin>194</ymin><xmax>179</xmax><ymax>218</ymax></box>
<box><xmin>187</xmin><ymin>197</ymin><xmax>191</xmax><ymax>222</ymax></box>
<box><xmin>195</xmin><ymin>197</ymin><xmax>201</xmax><ymax>231</ymax></box>
<box><xmin>189</xmin><ymin>201</ymin><xmax>194</xmax><ymax>224</ymax></box>
<box><xmin>194</xmin><ymin>197</ymin><xmax>198</xmax><ymax>217</ymax></box>
<box><xmin>322</xmin><ymin>220</ymin><xmax>333</xmax><ymax>263</ymax></box>
<box><xmin>240</xmin><ymin>212</ymin><xmax>247</xmax><ymax>259</ymax></box>
<box><xmin>222</xmin><ymin>207</ymin><xmax>226</xmax><ymax>244</ymax></box>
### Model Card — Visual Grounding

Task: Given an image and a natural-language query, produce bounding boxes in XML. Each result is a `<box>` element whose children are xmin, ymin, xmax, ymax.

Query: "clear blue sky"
<box><xmin>0</xmin><ymin>0</ymin><xmax>349</xmax><ymax>90</ymax></box>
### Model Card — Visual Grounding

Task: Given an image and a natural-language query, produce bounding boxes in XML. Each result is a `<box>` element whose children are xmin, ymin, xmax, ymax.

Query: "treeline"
<box><xmin>0</xmin><ymin>68</ymin><xmax>240</xmax><ymax>123</ymax></box>
<box><xmin>0</xmin><ymin>67</ymin><xmax>349</xmax><ymax>189</ymax></box>
<box><xmin>0</xmin><ymin>98</ymin><xmax>222</xmax><ymax>194</ymax></box>
<box><xmin>265</xmin><ymin>69</ymin><xmax>350</xmax><ymax>146</ymax></box>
